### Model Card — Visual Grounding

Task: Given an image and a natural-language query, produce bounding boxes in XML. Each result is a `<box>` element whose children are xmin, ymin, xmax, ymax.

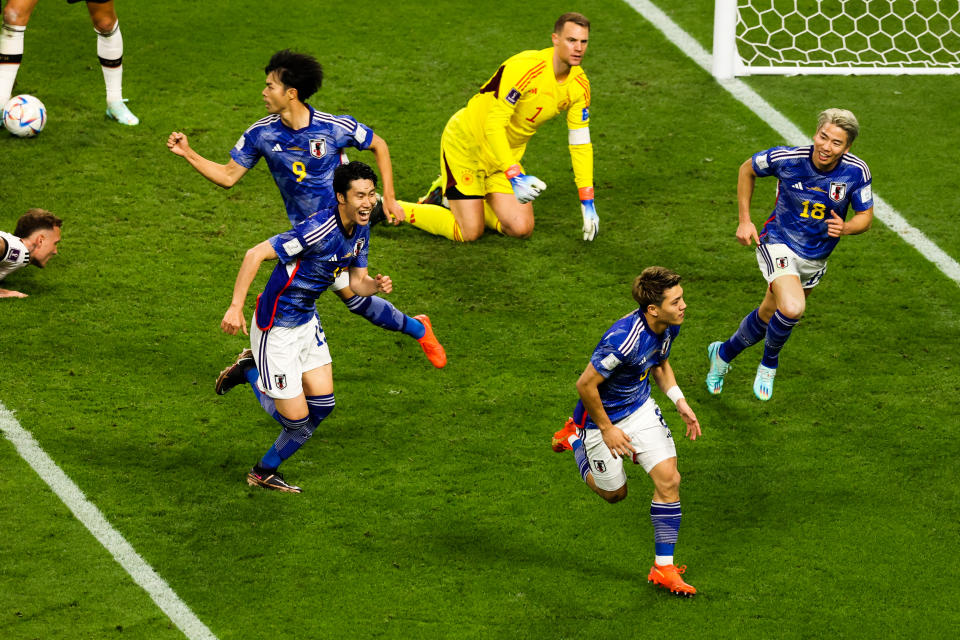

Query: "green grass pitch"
<box><xmin>1</xmin><ymin>1</ymin><xmax>959</xmax><ymax>638</ymax></box>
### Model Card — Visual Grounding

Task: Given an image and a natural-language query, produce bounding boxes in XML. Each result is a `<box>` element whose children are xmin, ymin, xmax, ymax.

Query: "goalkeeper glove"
<box><xmin>579</xmin><ymin>186</ymin><xmax>599</xmax><ymax>241</ymax></box>
<box><xmin>505</xmin><ymin>164</ymin><xmax>546</xmax><ymax>204</ymax></box>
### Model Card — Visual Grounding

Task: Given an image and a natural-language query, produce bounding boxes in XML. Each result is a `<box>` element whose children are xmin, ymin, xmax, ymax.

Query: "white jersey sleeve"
<box><xmin>0</xmin><ymin>231</ymin><xmax>30</xmax><ymax>281</ymax></box>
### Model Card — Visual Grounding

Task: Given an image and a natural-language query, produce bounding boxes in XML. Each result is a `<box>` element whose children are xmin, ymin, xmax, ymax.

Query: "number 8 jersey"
<box><xmin>752</xmin><ymin>145</ymin><xmax>873</xmax><ymax>260</ymax></box>
<box><xmin>230</xmin><ymin>105</ymin><xmax>375</xmax><ymax>224</ymax></box>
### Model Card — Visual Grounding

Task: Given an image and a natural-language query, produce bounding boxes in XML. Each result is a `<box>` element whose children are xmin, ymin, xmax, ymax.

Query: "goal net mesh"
<box><xmin>736</xmin><ymin>1</ymin><xmax>960</xmax><ymax>69</ymax></box>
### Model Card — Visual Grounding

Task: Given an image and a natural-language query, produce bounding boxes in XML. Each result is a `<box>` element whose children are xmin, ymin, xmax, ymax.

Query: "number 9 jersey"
<box><xmin>752</xmin><ymin>145</ymin><xmax>873</xmax><ymax>260</ymax></box>
<box><xmin>230</xmin><ymin>105</ymin><xmax>375</xmax><ymax>224</ymax></box>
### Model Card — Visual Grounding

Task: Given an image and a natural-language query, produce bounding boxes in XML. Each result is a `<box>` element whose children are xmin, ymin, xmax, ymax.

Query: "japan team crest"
<box><xmin>776</xmin><ymin>256</ymin><xmax>790</xmax><ymax>269</ymax></box>
<box><xmin>309</xmin><ymin>138</ymin><xmax>327</xmax><ymax>158</ymax></box>
<box><xmin>593</xmin><ymin>460</ymin><xmax>606</xmax><ymax>473</ymax></box>
<box><xmin>354</xmin><ymin>237</ymin><xmax>366</xmax><ymax>256</ymax></box>
<box><xmin>829</xmin><ymin>181</ymin><xmax>847</xmax><ymax>202</ymax></box>
<box><xmin>274</xmin><ymin>374</ymin><xmax>287</xmax><ymax>390</ymax></box>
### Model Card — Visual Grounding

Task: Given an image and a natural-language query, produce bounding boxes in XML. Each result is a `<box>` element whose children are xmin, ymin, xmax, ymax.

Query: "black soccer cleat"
<box><xmin>369</xmin><ymin>194</ymin><xmax>387</xmax><ymax>227</ymax></box>
<box><xmin>246</xmin><ymin>467</ymin><xmax>302</xmax><ymax>493</ymax></box>
<box><xmin>215</xmin><ymin>348</ymin><xmax>255</xmax><ymax>395</ymax></box>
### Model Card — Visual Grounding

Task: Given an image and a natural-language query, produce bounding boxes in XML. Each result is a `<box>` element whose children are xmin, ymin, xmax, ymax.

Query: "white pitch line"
<box><xmin>623</xmin><ymin>0</ymin><xmax>960</xmax><ymax>286</ymax></box>
<box><xmin>0</xmin><ymin>401</ymin><xmax>218</xmax><ymax>640</ymax></box>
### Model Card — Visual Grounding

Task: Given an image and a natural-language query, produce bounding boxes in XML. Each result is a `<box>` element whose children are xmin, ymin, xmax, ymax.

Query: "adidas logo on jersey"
<box><xmin>792</xmin><ymin>181</ymin><xmax>803</xmax><ymax>190</ymax></box>
<box><xmin>272</xmin><ymin>144</ymin><xmax>283</xmax><ymax>152</ymax></box>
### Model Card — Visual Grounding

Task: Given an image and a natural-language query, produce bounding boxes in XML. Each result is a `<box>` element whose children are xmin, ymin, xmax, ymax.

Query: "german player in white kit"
<box><xmin>0</xmin><ymin>208</ymin><xmax>62</xmax><ymax>298</ymax></box>
<box><xmin>552</xmin><ymin>267</ymin><xmax>702</xmax><ymax>596</ymax></box>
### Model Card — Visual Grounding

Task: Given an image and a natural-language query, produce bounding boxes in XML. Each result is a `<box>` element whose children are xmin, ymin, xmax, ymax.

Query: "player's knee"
<box><xmin>501</xmin><ymin>216</ymin><xmax>535</xmax><ymax>239</ymax></box>
<box><xmin>600</xmin><ymin>484</ymin><xmax>628</xmax><ymax>504</ymax></box>
<box><xmin>458</xmin><ymin>226</ymin><xmax>484</xmax><ymax>242</ymax></box>
<box><xmin>779</xmin><ymin>299</ymin><xmax>805</xmax><ymax>319</ymax></box>
<box><xmin>92</xmin><ymin>16</ymin><xmax>118</xmax><ymax>35</ymax></box>
<box><xmin>656</xmin><ymin>471</ymin><xmax>681</xmax><ymax>498</ymax></box>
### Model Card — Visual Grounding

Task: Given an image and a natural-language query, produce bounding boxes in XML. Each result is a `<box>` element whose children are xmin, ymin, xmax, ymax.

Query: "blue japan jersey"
<box><xmin>752</xmin><ymin>145</ymin><xmax>873</xmax><ymax>260</ymax></box>
<box><xmin>572</xmin><ymin>310</ymin><xmax>680</xmax><ymax>430</ymax></box>
<box><xmin>255</xmin><ymin>204</ymin><xmax>370</xmax><ymax>330</ymax></box>
<box><xmin>230</xmin><ymin>105</ymin><xmax>375</xmax><ymax>224</ymax></box>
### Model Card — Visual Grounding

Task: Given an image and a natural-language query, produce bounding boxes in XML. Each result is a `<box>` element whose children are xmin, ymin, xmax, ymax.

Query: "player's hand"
<box><xmin>0</xmin><ymin>289</ymin><xmax>28</xmax><ymax>298</ymax></box>
<box><xmin>676</xmin><ymin>399</ymin><xmax>701</xmax><ymax>441</ymax></box>
<box><xmin>579</xmin><ymin>187</ymin><xmax>598</xmax><ymax>241</ymax></box>
<box><xmin>826</xmin><ymin>209</ymin><xmax>845</xmax><ymax>238</ymax></box>
<box><xmin>600</xmin><ymin>425</ymin><xmax>636</xmax><ymax>460</ymax></box>
<box><xmin>375</xmin><ymin>274</ymin><xmax>393</xmax><ymax>294</ymax></box>
<box><xmin>505</xmin><ymin>164</ymin><xmax>546</xmax><ymax>204</ymax></box>
<box><xmin>167</xmin><ymin>131</ymin><xmax>190</xmax><ymax>157</ymax></box>
<box><xmin>221</xmin><ymin>304</ymin><xmax>248</xmax><ymax>336</ymax></box>
<box><xmin>383</xmin><ymin>195</ymin><xmax>405</xmax><ymax>225</ymax></box>
<box><xmin>736</xmin><ymin>221</ymin><xmax>760</xmax><ymax>246</ymax></box>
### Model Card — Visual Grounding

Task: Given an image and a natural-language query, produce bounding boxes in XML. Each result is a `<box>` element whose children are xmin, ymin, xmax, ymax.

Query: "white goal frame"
<box><xmin>712</xmin><ymin>0</ymin><xmax>960</xmax><ymax>78</ymax></box>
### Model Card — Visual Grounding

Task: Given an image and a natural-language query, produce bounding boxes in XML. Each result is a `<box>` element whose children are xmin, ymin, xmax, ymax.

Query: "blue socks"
<box><xmin>651</xmin><ymin>500</ymin><xmax>682</xmax><ymax>563</ymax></box>
<box><xmin>259</xmin><ymin>393</ymin><xmax>335</xmax><ymax>470</ymax></box>
<box><xmin>344</xmin><ymin>295</ymin><xmax>425</xmax><ymax>339</ymax></box>
<box><xmin>719</xmin><ymin>308</ymin><xmax>767</xmax><ymax>363</ymax></box>
<box><xmin>761</xmin><ymin>311</ymin><xmax>800</xmax><ymax>368</ymax></box>
<box><xmin>571</xmin><ymin>439</ymin><xmax>591</xmax><ymax>483</ymax></box>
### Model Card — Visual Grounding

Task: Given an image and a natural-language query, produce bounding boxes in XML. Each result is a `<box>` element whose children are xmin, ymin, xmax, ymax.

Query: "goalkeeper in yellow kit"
<box><xmin>393</xmin><ymin>12</ymin><xmax>596</xmax><ymax>242</ymax></box>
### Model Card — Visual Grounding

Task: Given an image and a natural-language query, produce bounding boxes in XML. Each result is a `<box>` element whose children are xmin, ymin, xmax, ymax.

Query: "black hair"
<box><xmin>333</xmin><ymin>161</ymin><xmax>378</xmax><ymax>197</ymax></box>
<box><xmin>264</xmin><ymin>49</ymin><xmax>323</xmax><ymax>101</ymax></box>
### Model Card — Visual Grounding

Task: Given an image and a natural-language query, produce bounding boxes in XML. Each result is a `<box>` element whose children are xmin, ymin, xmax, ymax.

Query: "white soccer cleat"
<box><xmin>753</xmin><ymin>363</ymin><xmax>777</xmax><ymax>401</ymax></box>
<box><xmin>106</xmin><ymin>99</ymin><xmax>139</xmax><ymax>126</ymax></box>
<box><xmin>705</xmin><ymin>341</ymin><xmax>731</xmax><ymax>395</ymax></box>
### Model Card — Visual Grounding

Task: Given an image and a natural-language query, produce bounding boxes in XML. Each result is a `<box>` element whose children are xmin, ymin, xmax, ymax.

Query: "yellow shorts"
<box><xmin>439</xmin><ymin>109</ymin><xmax>520</xmax><ymax>199</ymax></box>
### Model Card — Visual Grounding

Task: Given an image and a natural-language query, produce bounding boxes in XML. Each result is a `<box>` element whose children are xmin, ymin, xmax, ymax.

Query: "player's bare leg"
<box><xmin>447</xmin><ymin>198</ymin><xmax>486</xmax><ymax>242</ymax></box>
<box><xmin>486</xmin><ymin>192</ymin><xmax>534</xmax><ymax>238</ymax></box>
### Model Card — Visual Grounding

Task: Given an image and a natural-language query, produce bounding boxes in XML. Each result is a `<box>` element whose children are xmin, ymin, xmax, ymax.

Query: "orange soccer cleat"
<box><xmin>414</xmin><ymin>314</ymin><xmax>447</xmax><ymax>368</ymax></box>
<box><xmin>552</xmin><ymin>418</ymin><xmax>579</xmax><ymax>452</ymax></box>
<box><xmin>648</xmin><ymin>563</ymin><xmax>697</xmax><ymax>597</ymax></box>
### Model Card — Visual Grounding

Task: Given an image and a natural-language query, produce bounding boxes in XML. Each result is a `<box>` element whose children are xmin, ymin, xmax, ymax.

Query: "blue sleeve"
<box><xmin>269</xmin><ymin>228</ymin><xmax>307</xmax><ymax>264</ymax></box>
<box><xmin>851</xmin><ymin>179</ymin><xmax>873</xmax><ymax>211</ymax></box>
<box><xmin>589</xmin><ymin>335</ymin><xmax>624</xmax><ymax>380</ymax></box>
<box><xmin>751</xmin><ymin>146</ymin><xmax>785</xmax><ymax>178</ymax></box>
<box><xmin>335</xmin><ymin>115</ymin><xmax>375</xmax><ymax>152</ymax></box>
<box><xmin>350</xmin><ymin>228</ymin><xmax>370</xmax><ymax>269</ymax></box>
<box><xmin>229</xmin><ymin>129</ymin><xmax>262</xmax><ymax>169</ymax></box>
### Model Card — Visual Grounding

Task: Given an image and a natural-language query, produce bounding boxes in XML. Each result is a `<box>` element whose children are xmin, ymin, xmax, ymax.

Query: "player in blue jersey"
<box><xmin>705</xmin><ymin>108</ymin><xmax>874</xmax><ymax>401</ymax></box>
<box><xmin>215</xmin><ymin>162</ymin><xmax>396</xmax><ymax>493</ymax></box>
<box><xmin>167</xmin><ymin>50</ymin><xmax>445</xmax><ymax>369</ymax></box>
<box><xmin>552</xmin><ymin>267</ymin><xmax>702</xmax><ymax>596</ymax></box>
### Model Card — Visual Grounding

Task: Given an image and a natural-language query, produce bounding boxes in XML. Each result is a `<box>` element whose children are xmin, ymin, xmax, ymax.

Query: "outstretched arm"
<box><xmin>167</xmin><ymin>132</ymin><xmax>249</xmax><ymax>188</ymax></box>
<box><xmin>221</xmin><ymin>241</ymin><xmax>277</xmax><ymax>336</ymax></box>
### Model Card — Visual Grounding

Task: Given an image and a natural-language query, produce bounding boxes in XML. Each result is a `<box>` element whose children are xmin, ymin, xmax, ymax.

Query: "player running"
<box><xmin>705</xmin><ymin>108</ymin><xmax>873</xmax><ymax>401</ymax></box>
<box><xmin>394</xmin><ymin>12</ymin><xmax>597</xmax><ymax>242</ymax></box>
<box><xmin>552</xmin><ymin>267</ymin><xmax>702</xmax><ymax>597</ymax></box>
<box><xmin>167</xmin><ymin>49</ymin><xmax>445</xmax><ymax>371</ymax></box>
<box><xmin>216</xmin><ymin>162</ymin><xmax>403</xmax><ymax>493</ymax></box>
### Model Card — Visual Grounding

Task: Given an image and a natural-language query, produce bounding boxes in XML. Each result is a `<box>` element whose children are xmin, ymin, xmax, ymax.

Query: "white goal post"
<box><xmin>712</xmin><ymin>0</ymin><xmax>960</xmax><ymax>78</ymax></box>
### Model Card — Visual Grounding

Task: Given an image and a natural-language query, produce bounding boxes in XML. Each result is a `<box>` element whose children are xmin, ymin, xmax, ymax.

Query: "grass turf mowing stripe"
<box><xmin>0</xmin><ymin>401</ymin><xmax>218</xmax><ymax>640</ymax></box>
<box><xmin>623</xmin><ymin>0</ymin><xmax>960</xmax><ymax>286</ymax></box>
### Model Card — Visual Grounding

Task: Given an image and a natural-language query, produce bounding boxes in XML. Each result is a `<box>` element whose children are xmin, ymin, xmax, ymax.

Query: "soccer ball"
<box><xmin>3</xmin><ymin>94</ymin><xmax>47</xmax><ymax>137</ymax></box>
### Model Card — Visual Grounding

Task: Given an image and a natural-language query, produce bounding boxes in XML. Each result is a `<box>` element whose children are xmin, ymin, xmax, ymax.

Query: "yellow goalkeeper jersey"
<box><xmin>453</xmin><ymin>47</ymin><xmax>593</xmax><ymax>189</ymax></box>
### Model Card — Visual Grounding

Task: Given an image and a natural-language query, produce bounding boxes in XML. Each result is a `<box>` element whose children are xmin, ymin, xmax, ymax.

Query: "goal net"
<box><xmin>712</xmin><ymin>0</ymin><xmax>960</xmax><ymax>78</ymax></box>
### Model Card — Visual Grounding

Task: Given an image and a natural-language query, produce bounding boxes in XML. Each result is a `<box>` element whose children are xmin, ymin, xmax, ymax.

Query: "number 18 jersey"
<box><xmin>752</xmin><ymin>145</ymin><xmax>873</xmax><ymax>260</ymax></box>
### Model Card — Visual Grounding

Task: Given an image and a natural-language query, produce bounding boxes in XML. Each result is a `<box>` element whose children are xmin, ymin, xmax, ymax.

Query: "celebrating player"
<box><xmin>167</xmin><ymin>49</ymin><xmax>444</xmax><ymax>370</ymax></box>
<box><xmin>216</xmin><ymin>162</ymin><xmax>399</xmax><ymax>493</ymax></box>
<box><xmin>0</xmin><ymin>0</ymin><xmax>138</xmax><ymax>125</ymax></box>
<box><xmin>395</xmin><ymin>12</ymin><xmax>596</xmax><ymax>242</ymax></box>
<box><xmin>552</xmin><ymin>267</ymin><xmax>702</xmax><ymax>597</ymax></box>
<box><xmin>1</xmin><ymin>208</ymin><xmax>61</xmax><ymax>298</ymax></box>
<box><xmin>705</xmin><ymin>108</ymin><xmax>873</xmax><ymax>401</ymax></box>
